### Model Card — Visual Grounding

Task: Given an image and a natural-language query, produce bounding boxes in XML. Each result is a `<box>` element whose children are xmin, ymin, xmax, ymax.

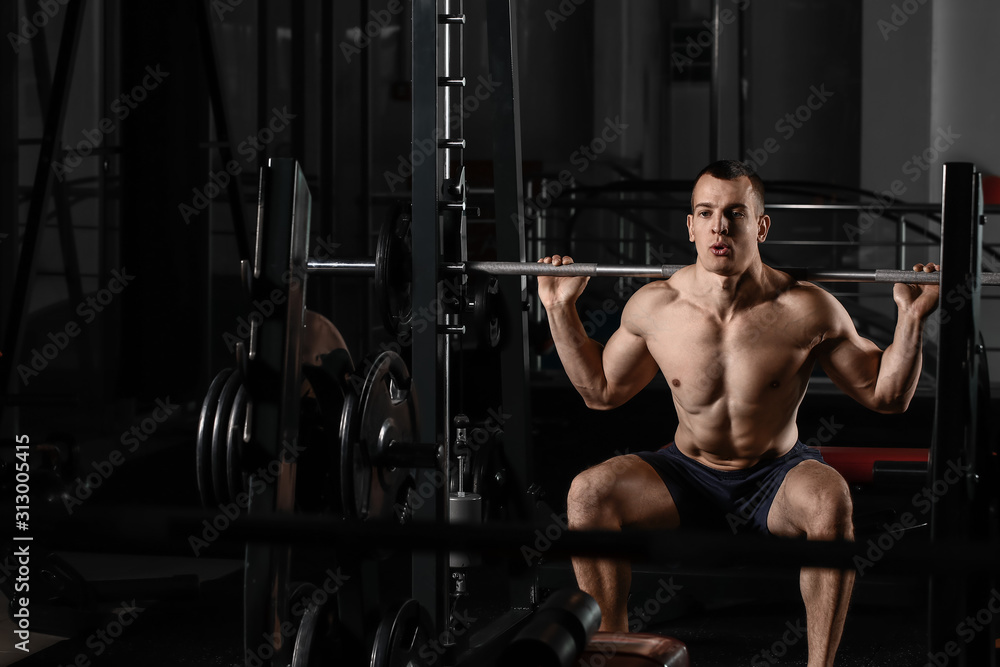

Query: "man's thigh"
<box><xmin>766</xmin><ymin>459</ymin><xmax>853</xmax><ymax>538</ymax></box>
<box><xmin>589</xmin><ymin>454</ymin><xmax>681</xmax><ymax>530</ymax></box>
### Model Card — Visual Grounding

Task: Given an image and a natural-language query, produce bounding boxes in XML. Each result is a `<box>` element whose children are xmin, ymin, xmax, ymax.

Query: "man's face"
<box><xmin>686</xmin><ymin>175</ymin><xmax>770</xmax><ymax>276</ymax></box>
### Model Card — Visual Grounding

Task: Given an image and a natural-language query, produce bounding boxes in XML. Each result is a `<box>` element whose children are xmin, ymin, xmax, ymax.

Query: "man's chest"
<box><xmin>640</xmin><ymin>304</ymin><xmax>821</xmax><ymax>399</ymax></box>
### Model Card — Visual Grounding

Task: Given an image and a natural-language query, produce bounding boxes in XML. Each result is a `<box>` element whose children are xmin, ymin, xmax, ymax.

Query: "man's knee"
<box><xmin>567</xmin><ymin>459</ymin><xmax>627</xmax><ymax>526</ymax></box>
<box><xmin>806</xmin><ymin>472</ymin><xmax>854</xmax><ymax>540</ymax></box>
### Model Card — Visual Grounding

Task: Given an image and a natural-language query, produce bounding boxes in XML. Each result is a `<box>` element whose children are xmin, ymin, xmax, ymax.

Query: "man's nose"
<box><xmin>712</xmin><ymin>215</ymin><xmax>729</xmax><ymax>235</ymax></box>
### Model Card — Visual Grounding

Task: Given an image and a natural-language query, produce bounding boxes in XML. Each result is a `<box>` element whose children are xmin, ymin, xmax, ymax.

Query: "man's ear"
<box><xmin>757</xmin><ymin>214</ymin><xmax>771</xmax><ymax>242</ymax></box>
<box><xmin>686</xmin><ymin>214</ymin><xmax>695</xmax><ymax>242</ymax></box>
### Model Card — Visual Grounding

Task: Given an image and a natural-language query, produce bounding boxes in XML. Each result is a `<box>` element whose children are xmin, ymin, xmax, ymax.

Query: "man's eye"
<box><xmin>732</xmin><ymin>211</ymin><xmax>744</xmax><ymax>218</ymax></box>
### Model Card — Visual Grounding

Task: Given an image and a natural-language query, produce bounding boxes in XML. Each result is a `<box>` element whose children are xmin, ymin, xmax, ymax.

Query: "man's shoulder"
<box><xmin>782</xmin><ymin>282</ymin><xmax>839</xmax><ymax>310</ymax></box>
<box><xmin>638</xmin><ymin>265</ymin><xmax>698</xmax><ymax>296</ymax></box>
<box><xmin>764</xmin><ymin>270</ymin><xmax>851</xmax><ymax>334</ymax></box>
<box><xmin>763</xmin><ymin>266</ymin><xmax>833</xmax><ymax>303</ymax></box>
<box><xmin>628</xmin><ymin>276</ymin><xmax>681</xmax><ymax>306</ymax></box>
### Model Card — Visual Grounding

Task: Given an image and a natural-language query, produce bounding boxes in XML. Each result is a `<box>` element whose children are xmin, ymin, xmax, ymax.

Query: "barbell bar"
<box><xmin>308</xmin><ymin>258</ymin><xmax>1000</xmax><ymax>286</ymax></box>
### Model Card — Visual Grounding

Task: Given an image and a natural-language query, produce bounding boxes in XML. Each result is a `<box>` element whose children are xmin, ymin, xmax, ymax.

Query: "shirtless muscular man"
<box><xmin>537</xmin><ymin>160</ymin><xmax>940</xmax><ymax>667</ymax></box>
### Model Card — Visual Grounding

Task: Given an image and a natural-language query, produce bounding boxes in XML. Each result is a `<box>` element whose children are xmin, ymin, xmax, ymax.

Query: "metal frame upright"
<box><xmin>928</xmin><ymin>162</ymin><xmax>994</xmax><ymax>666</ymax></box>
<box><xmin>409</xmin><ymin>0</ymin><xmax>535</xmax><ymax>629</ymax></box>
<box><xmin>485</xmin><ymin>0</ymin><xmax>533</xmax><ymax>535</ymax></box>
<box><xmin>194</xmin><ymin>0</ymin><xmax>251</xmax><ymax>264</ymax></box>
<box><xmin>410</xmin><ymin>0</ymin><xmax>449</xmax><ymax>631</ymax></box>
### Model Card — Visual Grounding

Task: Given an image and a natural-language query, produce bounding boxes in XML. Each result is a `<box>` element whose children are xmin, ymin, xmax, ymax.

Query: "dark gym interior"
<box><xmin>1</xmin><ymin>1</ymin><xmax>999</xmax><ymax>666</ymax></box>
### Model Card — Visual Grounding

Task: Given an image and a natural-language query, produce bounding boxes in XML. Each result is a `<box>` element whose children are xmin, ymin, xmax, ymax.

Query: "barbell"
<box><xmin>324</xmin><ymin>213</ymin><xmax>1000</xmax><ymax>345</ymax></box>
<box><xmin>311</xmin><ymin>253</ymin><xmax>1000</xmax><ymax>285</ymax></box>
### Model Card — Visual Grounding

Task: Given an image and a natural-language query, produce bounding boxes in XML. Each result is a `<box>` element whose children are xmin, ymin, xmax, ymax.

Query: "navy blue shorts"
<box><xmin>634</xmin><ymin>441</ymin><xmax>827</xmax><ymax>535</ymax></box>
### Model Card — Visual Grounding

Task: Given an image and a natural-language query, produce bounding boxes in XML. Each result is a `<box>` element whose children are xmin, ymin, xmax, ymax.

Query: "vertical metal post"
<box><xmin>317</xmin><ymin>0</ymin><xmax>335</xmax><ymax>312</ymax></box>
<box><xmin>736</xmin><ymin>0</ymin><xmax>747</xmax><ymax>160</ymax></box>
<box><xmin>355</xmin><ymin>0</ymin><xmax>372</xmax><ymax>354</ymax></box>
<box><xmin>256</xmin><ymin>0</ymin><xmax>268</xmax><ymax>175</ymax></box>
<box><xmin>440</xmin><ymin>1</ymin><xmax>452</xmax><ymax>182</ymax></box>
<box><xmin>928</xmin><ymin>162</ymin><xmax>990</xmax><ymax>666</ymax></box>
<box><xmin>360</xmin><ymin>0</ymin><xmax>371</xmax><ymax>256</ymax></box>
<box><xmin>411</xmin><ymin>0</ymin><xmax>447</xmax><ymax>633</ymax></box>
<box><xmin>440</xmin><ymin>1</ymin><xmax>465</xmax><ymax>476</ymax></box>
<box><xmin>291</xmin><ymin>0</ymin><xmax>306</xmax><ymax>166</ymax></box>
<box><xmin>486</xmin><ymin>0</ymin><xmax>534</xmax><ymax>609</ymax></box>
<box><xmin>194</xmin><ymin>0</ymin><xmax>250</xmax><ymax>264</ymax></box>
<box><xmin>708</xmin><ymin>0</ymin><xmax>720</xmax><ymax>162</ymax></box>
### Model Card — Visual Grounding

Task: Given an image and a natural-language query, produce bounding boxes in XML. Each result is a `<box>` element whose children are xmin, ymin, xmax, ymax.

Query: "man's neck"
<box><xmin>692</xmin><ymin>258</ymin><xmax>768</xmax><ymax>319</ymax></box>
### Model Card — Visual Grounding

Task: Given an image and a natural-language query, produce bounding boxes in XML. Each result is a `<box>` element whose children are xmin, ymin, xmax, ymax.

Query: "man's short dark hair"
<box><xmin>691</xmin><ymin>160</ymin><xmax>765</xmax><ymax>215</ymax></box>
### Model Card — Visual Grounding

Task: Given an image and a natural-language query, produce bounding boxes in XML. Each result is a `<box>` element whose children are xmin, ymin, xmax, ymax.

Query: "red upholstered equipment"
<box><xmin>816</xmin><ymin>446</ymin><xmax>928</xmax><ymax>484</ymax></box>
<box><xmin>580</xmin><ymin>632</ymin><xmax>689</xmax><ymax>667</ymax></box>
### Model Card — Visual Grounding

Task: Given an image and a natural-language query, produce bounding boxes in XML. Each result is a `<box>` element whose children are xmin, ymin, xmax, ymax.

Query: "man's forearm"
<box><xmin>546</xmin><ymin>304</ymin><xmax>611</xmax><ymax>404</ymax></box>
<box><xmin>874</xmin><ymin>313</ymin><xmax>925</xmax><ymax>411</ymax></box>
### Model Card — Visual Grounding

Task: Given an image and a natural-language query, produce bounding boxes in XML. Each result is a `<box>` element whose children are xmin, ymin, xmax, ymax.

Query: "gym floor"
<box><xmin>3</xmin><ymin>555</ymin><xmax>931</xmax><ymax>666</ymax></box>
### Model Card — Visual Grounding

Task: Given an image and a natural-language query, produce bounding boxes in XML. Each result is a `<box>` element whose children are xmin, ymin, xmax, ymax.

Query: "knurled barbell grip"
<box><xmin>464</xmin><ymin>261</ymin><xmax>666</xmax><ymax>277</ymax></box>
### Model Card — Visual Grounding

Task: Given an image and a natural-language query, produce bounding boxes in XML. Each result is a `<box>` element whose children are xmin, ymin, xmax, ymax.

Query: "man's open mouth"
<box><xmin>710</xmin><ymin>243</ymin><xmax>730</xmax><ymax>256</ymax></box>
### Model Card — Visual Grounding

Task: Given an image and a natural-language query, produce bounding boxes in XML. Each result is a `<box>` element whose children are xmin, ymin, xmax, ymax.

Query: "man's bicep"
<box><xmin>816</xmin><ymin>302</ymin><xmax>883</xmax><ymax>405</ymax></box>
<box><xmin>601</xmin><ymin>326</ymin><xmax>660</xmax><ymax>401</ymax></box>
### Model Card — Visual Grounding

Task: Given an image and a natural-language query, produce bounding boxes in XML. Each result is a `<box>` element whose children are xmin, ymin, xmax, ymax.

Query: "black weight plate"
<box><xmin>287</xmin><ymin>581</ymin><xmax>317</xmax><ymax>618</ymax></box>
<box><xmin>339</xmin><ymin>388</ymin><xmax>363</xmax><ymax>520</ymax></box>
<box><xmin>370</xmin><ymin>599</ymin><xmax>434</xmax><ymax>667</ymax></box>
<box><xmin>197</xmin><ymin>368</ymin><xmax>233</xmax><ymax>506</ymax></box>
<box><xmin>358</xmin><ymin>351</ymin><xmax>417</xmax><ymax>521</ymax></box>
<box><xmin>212</xmin><ymin>371</ymin><xmax>243</xmax><ymax>506</ymax></box>
<box><xmin>375</xmin><ymin>214</ymin><xmax>413</xmax><ymax>338</ymax></box>
<box><xmin>226</xmin><ymin>384</ymin><xmax>250</xmax><ymax>504</ymax></box>
<box><xmin>290</xmin><ymin>583</ymin><xmax>349</xmax><ymax>667</ymax></box>
<box><xmin>473</xmin><ymin>275</ymin><xmax>501</xmax><ymax>349</ymax></box>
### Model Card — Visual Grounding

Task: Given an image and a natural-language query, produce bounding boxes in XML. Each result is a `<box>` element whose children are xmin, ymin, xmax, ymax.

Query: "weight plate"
<box><xmin>339</xmin><ymin>389</ymin><xmax>363</xmax><ymax>520</ymax></box>
<box><xmin>290</xmin><ymin>582</ymin><xmax>350</xmax><ymax>667</ymax></box>
<box><xmin>375</xmin><ymin>213</ymin><xmax>413</xmax><ymax>338</ymax></box>
<box><xmin>358</xmin><ymin>351</ymin><xmax>417</xmax><ymax>521</ymax></box>
<box><xmin>212</xmin><ymin>370</ymin><xmax>243</xmax><ymax>506</ymax></box>
<box><xmin>226</xmin><ymin>384</ymin><xmax>250</xmax><ymax>504</ymax></box>
<box><xmin>339</xmin><ymin>351</ymin><xmax>418</xmax><ymax>521</ymax></box>
<box><xmin>287</xmin><ymin>581</ymin><xmax>318</xmax><ymax>617</ymax></box>
<box><xmin>197</xmin><ymin>368</ymin><xmax>233</xmax><ymax>506</ymax></box>
<box><xmin>370</xmin><ymin>599</ymin><xmax>434</xmax><ymax>667</ymax></box>
<box><xmin>473</xmin><ymin>275</ymin><xmax>501</xmax><ymax>349</ymax></box>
